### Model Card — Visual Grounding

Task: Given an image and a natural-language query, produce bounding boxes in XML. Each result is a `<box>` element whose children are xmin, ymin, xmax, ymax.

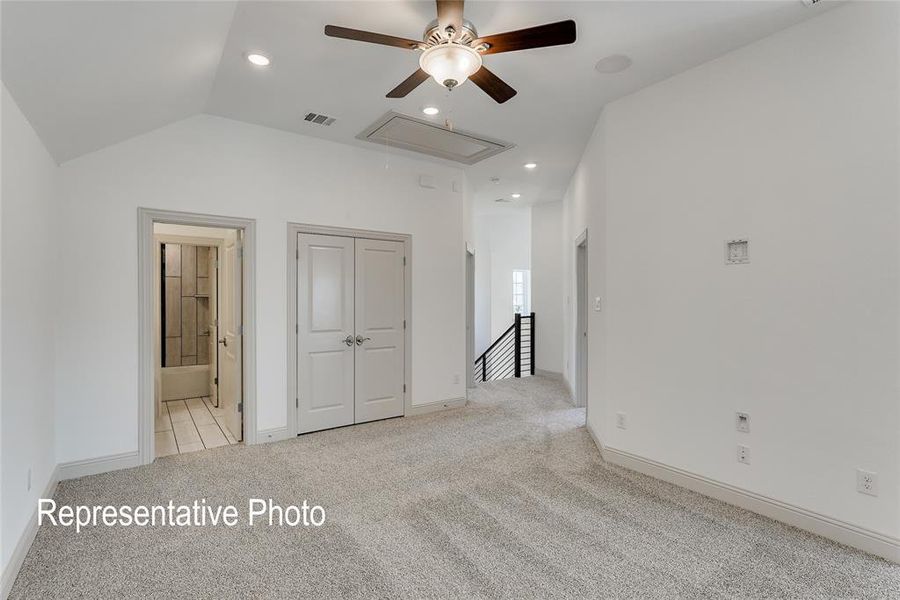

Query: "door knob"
<box><xmin>218</xmin><ymin>337</ymin><xmax>228</xmax><ymax>347</ymax></box>
<box><xmin>343</xmin><ymin>334</ymin><xmax>354</xmax><ymax>347</ymax></box>
<box><xmin>355</xmin><ymin>335</ymin><xmax>371</xmax><ymax>346</ymax></box>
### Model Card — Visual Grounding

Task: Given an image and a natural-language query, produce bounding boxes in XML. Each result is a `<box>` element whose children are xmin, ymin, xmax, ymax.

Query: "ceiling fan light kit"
<box><xmin>419</xmin><ymin>44</ymin><xmax>482</xmax><ymax>90</ymax></box>
<box><xmin>324</xmin><ymin>0</ymin><xmax>576</xmax><ymax>104</ymax></box>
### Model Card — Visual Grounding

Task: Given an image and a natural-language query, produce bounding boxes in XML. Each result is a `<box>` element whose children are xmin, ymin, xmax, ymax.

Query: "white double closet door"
<box><xmin>297</xmin><ymin>233</ymin><xmax>405</xmax><ymax>434</ymax></box>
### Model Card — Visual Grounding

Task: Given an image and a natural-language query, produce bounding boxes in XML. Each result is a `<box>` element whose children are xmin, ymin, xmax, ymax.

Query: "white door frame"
<box><xmin>138</xmin><ymin>208</ymin><xmax>258</xmax><ymax>465</ymax></box>
<box><xmin>287</xmin><ymin>223</ymin><xmax>412</xmax><ymax>437</ymax></box>
<box><xmin>575</xmin><ymin>230</ymin><xmax>588</xmax><ymax>410</ymax></box>
<box><xmin>465</xmin><ymin>244</ymin><xmax>476</xmax><ymax>389</ymax></box>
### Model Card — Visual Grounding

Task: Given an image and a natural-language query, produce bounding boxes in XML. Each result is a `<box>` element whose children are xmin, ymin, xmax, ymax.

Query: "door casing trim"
<box><xmin>138</xmin><ymin>208</ymin><xmax>258</xmax><ymax>465</ymax></box>
<box><xmin>287</xmin><ymin>222</ymin><xmax>412</xmax><ymax>437</ymax></box>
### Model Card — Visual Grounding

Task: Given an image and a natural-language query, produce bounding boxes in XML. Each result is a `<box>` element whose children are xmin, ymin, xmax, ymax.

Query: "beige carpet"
<box><xmin>11</xmin><ymin>376</ymin><xmax>900</xmax><ymax>598</ymax></box>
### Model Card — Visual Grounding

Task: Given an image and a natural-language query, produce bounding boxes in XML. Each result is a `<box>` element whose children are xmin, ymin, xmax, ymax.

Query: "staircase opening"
<box><xmin>474</xmin><ymin>312</ymin><xmax>535</xmax><ymax>382</ymax></box>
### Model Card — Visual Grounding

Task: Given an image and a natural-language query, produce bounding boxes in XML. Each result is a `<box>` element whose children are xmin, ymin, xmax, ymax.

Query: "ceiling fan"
<box><xmin>324</xmin><ymin>0</ymin><xmax>576</xmax><ymax>104</ymax></box>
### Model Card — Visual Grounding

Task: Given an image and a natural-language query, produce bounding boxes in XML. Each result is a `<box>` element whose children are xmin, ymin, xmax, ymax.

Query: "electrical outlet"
<box><xmin>616</xmin><ymin>412</ymin><xmax>627</xmax><ymax>429</ymax></box>
<box><xmin>856</xmin><ymin>469</ymin><xmax>878</xmax><ymax>497</ymax></box>
<box><xmin>735</xmin><ymin>412</ymin><xmax>750</xmax><ymax>433</ymax></box>
<box><xmin>27</xmin><ymin>468</ymin><xmax>31</xmax><ymax>491</ymax></box>
<box><xmin>737</xmin><ymin>445</ymin><xmax>751</xmax><ymax>465</ymax></box>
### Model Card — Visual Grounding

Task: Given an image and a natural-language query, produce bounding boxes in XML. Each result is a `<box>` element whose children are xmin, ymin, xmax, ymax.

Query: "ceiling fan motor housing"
<box><xmin>423</xmin><ymin>18</ymin><xmax>478</xmax><ymax>46</ymax></box>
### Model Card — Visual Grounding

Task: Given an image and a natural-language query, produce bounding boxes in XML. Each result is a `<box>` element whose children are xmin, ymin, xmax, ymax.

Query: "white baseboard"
<box><xmin>1</xmin><ymin>465</ymin><xmax>59</xmax><ymax>600</ymax></box>
<box><xmin>584</xmin><ymin>423</ymin><xmax>899</xmax><ymax>564</ymax></box>
<box><xmin>407</xmin><ymin>397</ymin><xmax>467</xmax><ymax>416</ymax></box>
<box><xmin>257</xmin><ymin>426</ymin><xmax>291</xmax><ymax>443</ymax></box>
<box><xmin>58</xmin><ymin>451</ymin><xmax>141</xmax><ymax>480</ymax></box>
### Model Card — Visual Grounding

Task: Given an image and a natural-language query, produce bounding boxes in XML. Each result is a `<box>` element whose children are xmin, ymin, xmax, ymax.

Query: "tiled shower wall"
<box><xmin>162</xmin><ymin>243</ymin><xmax>215</xmax><ymax>367</ymax></box>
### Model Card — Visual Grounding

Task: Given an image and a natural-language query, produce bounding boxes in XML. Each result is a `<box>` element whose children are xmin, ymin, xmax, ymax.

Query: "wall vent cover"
<box><xmin>358</xmin><ymin>111</ymin><xmax>514</xmax><ymax>165</ymax></box>
<box><xmin>304</xmin><ymin>112</ymin><xmax>336</xmax><ymax>126</ymax></box>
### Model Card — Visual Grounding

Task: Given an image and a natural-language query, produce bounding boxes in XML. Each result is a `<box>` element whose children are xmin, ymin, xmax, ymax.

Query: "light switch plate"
<box><xmin>735</xmin><ymin>412</ymin><xmax>750</xmax><ymax>433</ymax></box>
<box><xmin>594</xmin><ymin>296</ymin><xmax>602</xmax><ymax>312</ymax></box>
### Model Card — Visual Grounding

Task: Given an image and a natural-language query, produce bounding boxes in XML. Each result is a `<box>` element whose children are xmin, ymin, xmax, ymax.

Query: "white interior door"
<box><xmin>297</xmin><ymin>233</ymin><xmax>356</xmax><ymax>433</ymax></box>
<box><xmin>219</xmin><ymin>231</ymin><xmax>243</xmax><ymax>441</ymax></box>
<box><xmin>354</xmin><ymin>238</ymin><xmax>405</xmax><ymax>424</ymax></box>
<box><xmin>208</xmin><ymin>245</ymin><xmax>219</xmax><ymax>407</ymax></box>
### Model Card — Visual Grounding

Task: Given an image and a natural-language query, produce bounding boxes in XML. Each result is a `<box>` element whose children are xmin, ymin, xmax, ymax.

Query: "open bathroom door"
<box><xmin>219</xmin><ymin>230</ymin><xmax>243</xmax><ymax>441</ymax></box>
<box><xmin>208</xmin><ymin>246</ymin><xmax>219</xmax><ymax>407</ymax></box>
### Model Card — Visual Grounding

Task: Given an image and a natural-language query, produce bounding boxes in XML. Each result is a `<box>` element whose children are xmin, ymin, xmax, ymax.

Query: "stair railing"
<box><xmin>473</xmin><ymin>312</ymin><xmax>535</xmax><ymax>382</ymax></box>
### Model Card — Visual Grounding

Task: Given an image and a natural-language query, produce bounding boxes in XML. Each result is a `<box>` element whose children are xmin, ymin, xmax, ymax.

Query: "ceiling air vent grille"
<box><xmin>304</xmin><ymin>112</ymin><xmax>336</xmax><ymax>126</ymax></box>
<box><xmin>358</xmin><ymin>111</ymin><xmax>514</xmax><ymax>165</ymax></box>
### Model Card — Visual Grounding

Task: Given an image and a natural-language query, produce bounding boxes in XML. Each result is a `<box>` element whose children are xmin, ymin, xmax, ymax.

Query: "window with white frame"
<box><xmin>512</xmin><ymin>269</ymin><xmax>531</xmax><ymax>315</ymax></box>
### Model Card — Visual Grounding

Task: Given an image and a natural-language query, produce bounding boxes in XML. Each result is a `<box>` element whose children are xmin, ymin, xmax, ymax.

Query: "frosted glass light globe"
<box><xmin>419</xmin><ymin>44</ymin><xmax>482</xmax><ymax>90</ymax></box>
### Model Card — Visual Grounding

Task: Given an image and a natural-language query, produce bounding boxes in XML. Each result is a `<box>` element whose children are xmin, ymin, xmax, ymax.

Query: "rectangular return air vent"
<box><xmin>358</xmin><ymin>111</ymin><xmax>514</xmax><ymax>165</ymax></box>
<box><xmin>304</xmin><ymin>112</ymin><xmax>336</xmax><ymax>126</ymax></box>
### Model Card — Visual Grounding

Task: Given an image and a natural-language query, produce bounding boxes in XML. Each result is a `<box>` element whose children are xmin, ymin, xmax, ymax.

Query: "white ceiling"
<box><xmin>2</xmin><ymin>1</ymin><xmax>834</xmax><ymax>210</ymax></box>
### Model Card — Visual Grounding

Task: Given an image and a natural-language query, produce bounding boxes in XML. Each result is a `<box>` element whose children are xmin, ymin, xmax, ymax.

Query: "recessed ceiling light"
<box><xmin>524</xmin><ymin>163</ymin><xmax>537</xmax><ymax>170</ymax></box>
<box><xmin>594</xmin><ymin>54</ymin><xmax>632</xmax><ymax>74</ymax></box>
<box><xmin>511</xmin><ymin>193</ymin><xmax>521</xmax><ymax>199</ymax></box>
<box><xmin>247</xmin><ymin>53</ymin><xmax>271</xmax><ymax>67</ymax></box>
<box><xmin>422</xmin><ymin>106</ymin><xmax>440</xmax><ymax>116</ymax></box>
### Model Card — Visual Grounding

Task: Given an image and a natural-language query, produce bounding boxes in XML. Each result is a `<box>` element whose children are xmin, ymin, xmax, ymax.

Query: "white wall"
<box><xmin>473</xmin><ymin>215</ymin><xmax>492</xmax><ymax>355</ymax></box>
<box><xmin>531</xmin><ymin>201</ymin><xmax>564</xmax><ymax>374</ymax></box>
<box><xmin>563</xmin><ymin>1</ymin><xmax>900</xmax><ymax>540</ymax></box>
<box><xmin>1</xmin><ymin>84</ymin><xmax>58</xmax><ymax>573</ymax></box>
<box><xmin>473</xmin><ymin>208</ymin><xmax>532</xmax><ymax>354</ymax></box>
<box><xmin>56</xmin><ymin>114</ymin><xmax>468</xmax><ymax>464</ymax></box>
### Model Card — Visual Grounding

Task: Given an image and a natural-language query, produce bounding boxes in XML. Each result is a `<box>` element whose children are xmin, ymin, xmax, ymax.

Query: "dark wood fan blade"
<box><xmin>324</xmin><ymin>25</ymin><xmax>421</xmax><ymax>50</ymax></box>
<box><xmin>436</xmin><ymin>0</ymin><xmax>464</xmax><ymax>36</ymax></box>
<box><xmin>473</xmin><ymin>20</ymin><xmax>576</xmax><ymax>55</ymax></box>
<box><xmin>386</xmin><ymin>69</ymin><xmax>431</xmax><ymax>98</ymax></box>
<box><xmin>469</xmin><ymin>66</ymin><xmax>517</xmax><ymax>104</ymax></box>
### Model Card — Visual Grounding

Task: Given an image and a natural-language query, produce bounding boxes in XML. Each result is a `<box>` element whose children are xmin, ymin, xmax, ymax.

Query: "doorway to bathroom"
<box><xmin>153</xmin><ymin>223</ymin><xmax>243</xmax><ymax>456</ymax></box>
<box><xmin>138</xmin><ymin>208</ymin><xmax>257</xmax><ymax>465</ymax></box>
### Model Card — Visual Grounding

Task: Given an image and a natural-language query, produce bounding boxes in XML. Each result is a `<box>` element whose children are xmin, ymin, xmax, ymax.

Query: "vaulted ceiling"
<box><xmin>2</xmin><ymin>1</ymin><xmax>834</xmax><ymax>209</ymax></box>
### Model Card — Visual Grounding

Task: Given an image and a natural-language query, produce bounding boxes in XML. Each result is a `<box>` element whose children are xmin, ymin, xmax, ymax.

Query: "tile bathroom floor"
<box><xmin>154</xmin><ymin>397</ymin><xmax>239</xmax><ymax>457</ymax></box>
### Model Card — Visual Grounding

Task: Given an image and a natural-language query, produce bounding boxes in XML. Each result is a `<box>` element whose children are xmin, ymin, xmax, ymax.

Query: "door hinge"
<box><xmin>403</xmin><ymin>383</ymin><xmax>406</xmax><ymax>393</ymax></box>
<box><xmin>403</xmin><ymin>319</ymin><xmax>406</xmax><ymax>330</ymax></box>
<box><xmin>238</xmin><ymin>402</ymin><xmax>243</xmax><ymax>413</ymax></box>
<box><xmin>295</xmin><ymin>324</ymin><xmax>298</xmax><ymax>334</ymax></box>
<box><xmin>402</xmin><ymin>256</ymin><xmax>406</xmax><ymax>266</ymax></box>
<box><xmin>296</xmin><ymin>248</ymin><xmax>299</xmax><ymax>259</ymax></box>
<box><xmin>238</xmin><ymin>325</ymin><xmax>243</xmax><ymax>336</ymax></box>
<box><xmin>295</xmin><ymin>397</ymin><xmax>298</xmax><ymax>408</ymax></box>
<box><xmin>214</xmin><ymin>377</ymin><xmax>218</xmax><ymax>385</ymax></box>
